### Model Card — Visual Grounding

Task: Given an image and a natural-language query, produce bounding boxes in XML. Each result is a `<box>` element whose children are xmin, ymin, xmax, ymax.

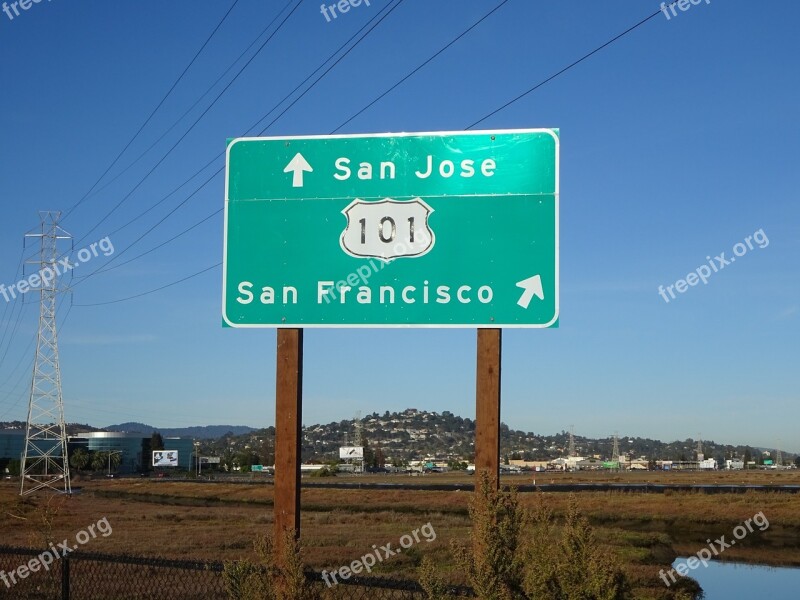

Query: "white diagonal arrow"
<box><xmin>516</xmin><ymin>275</ymin><xmax>544</xmax><ymax>309</ymax></box>
<box><xmin>283</xmin><ymin>152</ymin><xmax>313</xmax><ymax>188</ymax></box>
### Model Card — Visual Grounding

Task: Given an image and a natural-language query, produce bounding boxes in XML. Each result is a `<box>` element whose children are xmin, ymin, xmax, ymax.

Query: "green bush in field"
<box><xmin>223</xmin><ymin>528</ymin><xmax>319</xmax><ymax>600</ymax></box>
<box><xmin>420</xmin><ymin>471</ymin><xmax>633</xmax><ymax>600</ymax></box>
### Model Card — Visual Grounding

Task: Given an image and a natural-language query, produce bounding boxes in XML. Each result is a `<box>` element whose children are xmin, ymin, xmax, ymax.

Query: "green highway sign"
<box><xmin>223</xmin><ymin>129</ymin><xmax>559</xmax><ymax>328</ymax></box>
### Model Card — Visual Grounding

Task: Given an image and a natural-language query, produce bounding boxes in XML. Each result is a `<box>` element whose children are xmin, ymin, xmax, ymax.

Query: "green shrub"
<box><xmin>223</xmin><ymin>528</ymin><xmax>319</xmax><ymax>600</ymax></box>
<box><xmin>420</xmin><ymin>472</ymin><xmax>633</xmax><ymax>600</ymax></box>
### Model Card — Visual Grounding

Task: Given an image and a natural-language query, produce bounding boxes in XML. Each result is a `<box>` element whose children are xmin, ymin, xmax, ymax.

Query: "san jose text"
<box><xmin>332</xmin><ymin>154</ymin><xmax>496</xmax><ymax>181</ymax></box>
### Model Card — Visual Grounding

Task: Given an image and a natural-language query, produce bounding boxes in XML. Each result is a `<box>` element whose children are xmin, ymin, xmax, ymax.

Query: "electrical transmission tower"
<box><xmin>353</xmin><ymin>410</ymin><xmax>363</xmax><ymax>447</ymax></box>
<box><xmin>611</xmin><ymin>432</ymin><xmax>620</xmax><ymax>463</ymax></box>
<box><xmin>695</xmin><ymin>434</ymin><xmax>704</xmax><ymax>462</ymax></box>
<box><xmin>776</xmin><ymin>440</ymin><xmax>783</xmax><ymax>468</ymax></box>
<box><xmin>353</xmin><ymin>411</ymin><xmax>363</xmax><ymax>473</ymax></box>
<box><xmin>20</xmin><ymin>212</ymin><xmax>72</xmax><ymax>496</ymax></box>
<box><xmin>568</xmin><ymin>425</ymin><xmax>576</xmax><ymax>457</ymax></box>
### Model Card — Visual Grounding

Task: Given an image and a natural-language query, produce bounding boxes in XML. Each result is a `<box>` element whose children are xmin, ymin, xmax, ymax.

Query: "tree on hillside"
<box><xmin>260</xmin><ymin>437</ymin><xmax>274</xmax><ymax>467</ymax></box>
<box><xmin>235</xmin><ymin>450</ymin><xmax>259</xmax><ymax>471</ymax></box>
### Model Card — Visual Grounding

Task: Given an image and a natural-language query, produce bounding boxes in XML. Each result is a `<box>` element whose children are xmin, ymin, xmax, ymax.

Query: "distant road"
<box><xmin>141</xmin><ymin>477</ymin><xmax>800</xmax><ymax>494</ymax></box>
<box><xmin>298</xmin><ymin>481</ymin><xmax>800</xmax><ymax>494</ymax></box>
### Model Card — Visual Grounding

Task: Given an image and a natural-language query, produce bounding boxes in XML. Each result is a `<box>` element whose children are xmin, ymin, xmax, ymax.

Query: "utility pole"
<box><xmin>353</xmin><ymin>410</ymin><xmax>363</xmax><ymax>474</ymax></box>
<box><xmin>20</xmin><ymin>212</ymin><xmax>72</xmax><ymax>496</ymax></box>
<box><xmin>194</xmin><ymin>441</ymin><xmax>203</xmax><ymax>477</ymax></box>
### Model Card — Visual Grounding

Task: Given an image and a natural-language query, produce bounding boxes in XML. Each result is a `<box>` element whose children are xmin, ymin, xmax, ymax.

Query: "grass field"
<box><xmin>2</xmin><ymin>471</ymin><xmax>799</xmax><ymax>599</ymax></box>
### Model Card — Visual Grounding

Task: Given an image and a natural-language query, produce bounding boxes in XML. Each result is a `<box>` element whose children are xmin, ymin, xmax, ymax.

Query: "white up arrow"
<box><xmin>516</xmin><ymin>275</ymin><xmax>544</xmax><ymax>309</ymax></box>
<box><xmin>283</xmin><ymin>152</ymin><xmax>313</xmax><ymax>188</ymax></box>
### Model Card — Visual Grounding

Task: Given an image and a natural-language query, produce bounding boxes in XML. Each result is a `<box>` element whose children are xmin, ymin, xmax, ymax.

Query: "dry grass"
<box><xmin>2</xmin><ymin>474</ymin><xmax>799</xmax><ymax>599</ymax></box>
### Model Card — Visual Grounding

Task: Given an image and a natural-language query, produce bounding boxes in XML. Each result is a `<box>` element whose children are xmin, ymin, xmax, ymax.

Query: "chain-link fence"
<box><xmin>0</xmin><ymin>546</ymin><xmax>472</xmax><ymax>599</ymax></box>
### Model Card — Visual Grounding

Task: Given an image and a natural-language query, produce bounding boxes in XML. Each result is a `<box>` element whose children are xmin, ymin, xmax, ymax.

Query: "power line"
<box><xmin>72</xmin><ymin>2</ymin><xmax>661</xmax><ymax>309</ymax></box>
<box><xmin>73</xmin><ymin>262</ymin><xmax>221</xmax><ymax>307</ymax></box>
<box><xmin>0</xmin><ymin>356</ymin><xmax>34</xmax><ymax>421</ymax></box>
<box><xmin>0</xmin><ymin>301</ymin><xmax>30</xmax><ymax>376</ymax></box>
<box><xmin>73</xmin><ymin>1</ymin><xmax>302</xmax><ymax>247</ymax></box>
<box><xmin>75</xmin><ymin>167</ymin><xmax>222</xmax><ymax>284</ymax></box>
<box><xmin>0</xmin><ymin>335</ymin><xmax>35</xmax><ymax>394</ymax></box>
<box><xmin>75</xmin><ymin>3</ymin><xmax>296</xmax><ymax>227</ymax></box>
<box><xmin>91</xmin><ymin>209</ymin><xmax>222</xmax><ymax>277</ymax></box>
<box><xmin>0</xmin><ymin>247</ymin><xmax>24</xmax><ymax>335</ymax></box>
<box><xmin>0</xmin><ymin>244</ymin><xmax>35</xmax><ymax>354</ymax></box>
<box><xmin>0</xmin><ymin>242</ymin><xmax>71</xmax><ymax>392</ymax></box>
<box><xmin>61</xmin><ymin>0</ymin><xmax>241</xmax><ymax>223</ymax></box>
<box><xmin>252</xmin><ymin>0</ymin><xmax>407</xmax><ymax>137</ymax></box>
<box><xmin>0</xmin><ymin>295</ymin><xmax>73</xmax><ymax>422</ymax></box>
<box><xmin>105</xmin><ymin>154</ymin><xmax>220</xmax><ymax>239</ymax></box>
<box><xmin>332</xmin><ymin>0</ymin><xmax>511</xmax><ymax>133</ymax></box>
<box><xmin>0</xmin><ymin>373</ymin><xmax>33</xmax><ymax>422</ymax></box>
<box><xmin>71</xmin><ymin>0</ymin><xmax>407</xmax><ymax>289</ymax></box>
<box><xmin>96</xmin><ymin>0</ymin><xmax>405</xmax><ymax>248</ymax></box>
<box><xmin>467</xmin><ymin>6</ymin><xmax>664</xmax><ymax>129</ymax></box>
<box><xmin>0</xmin><ymin>243</ymin><xmax>73</xmax><ymax>367</ymax></box>
<box><xmin>0</xmin><ymin>245</ymin><xmax>32</xmax><ymax>359</ymax></box>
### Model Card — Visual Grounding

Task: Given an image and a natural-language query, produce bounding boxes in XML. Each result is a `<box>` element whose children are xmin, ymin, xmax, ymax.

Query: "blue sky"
<box><xmin>0</xmin><ymin>1</ymin><xmax>797</xmax><ymax>451</ymax></box>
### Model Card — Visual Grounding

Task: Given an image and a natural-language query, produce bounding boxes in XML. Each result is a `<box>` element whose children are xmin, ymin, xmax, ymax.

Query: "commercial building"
<box><xmin>0</xmin><ymin>430</ymin><xmax>26</xmax><ymax>474</ymax></box>
<box><xmin>1</xmin><ymin>429</ymin><xmax>71</xmax><ymax>476</ymax></box>
<box><xmin>68</xmin><ymin>432</ymin><xmax>194</xmax><ymax>474</ymax></box>
<box><xmin>0</xmin><ymin>430</ymin><xmax>25</xmax><ymax>461</ymax></box>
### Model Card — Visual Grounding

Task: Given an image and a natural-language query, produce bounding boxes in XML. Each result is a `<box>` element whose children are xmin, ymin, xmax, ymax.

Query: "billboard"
<box><xmin>339</xmin><ymin>446</ymin><xmax>364</xmax><ymax>459</ymax></box>
<box><xmin>200</xmin><ymin>457</ymin><xmax>221</xmax><ymax>464</ymax></box>
<box><xmin>153</xmin><ymin>451</ymin><xmax>179</xmax><ymax>467</ymax></box>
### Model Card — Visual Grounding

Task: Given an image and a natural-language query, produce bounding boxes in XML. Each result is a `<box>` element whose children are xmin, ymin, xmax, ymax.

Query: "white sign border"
<box><xmin>222</xmin><ymin>128</ymin><xmax>559</xmax><ymax>329</ymax></box>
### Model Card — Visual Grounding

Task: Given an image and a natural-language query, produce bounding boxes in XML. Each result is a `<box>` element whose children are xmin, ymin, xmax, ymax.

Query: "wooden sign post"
<box><xmin>274</xmin><ymin>329</ymin><xmax>303</xmax><ymax>542</ymax></box>
<box><xmin>475</xmin><ymin>329</ymin><xmax>502</xmax><ymax>488</ymax></box>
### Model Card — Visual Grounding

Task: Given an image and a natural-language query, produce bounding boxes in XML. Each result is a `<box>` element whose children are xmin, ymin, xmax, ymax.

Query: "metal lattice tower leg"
<box><xmin>611</xmin><ymin>432</ymin><xmax>620</xmax><ymax>464</ymax></box>
<box><xmin>568</xmin><ymin>425</ymin><xmax>576</xmax><ymax>457</ymax></box>
<box><xmin>20</xmin><ymin>211</ymin><xmax>72</xmax><ymax>496</ymax></box>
